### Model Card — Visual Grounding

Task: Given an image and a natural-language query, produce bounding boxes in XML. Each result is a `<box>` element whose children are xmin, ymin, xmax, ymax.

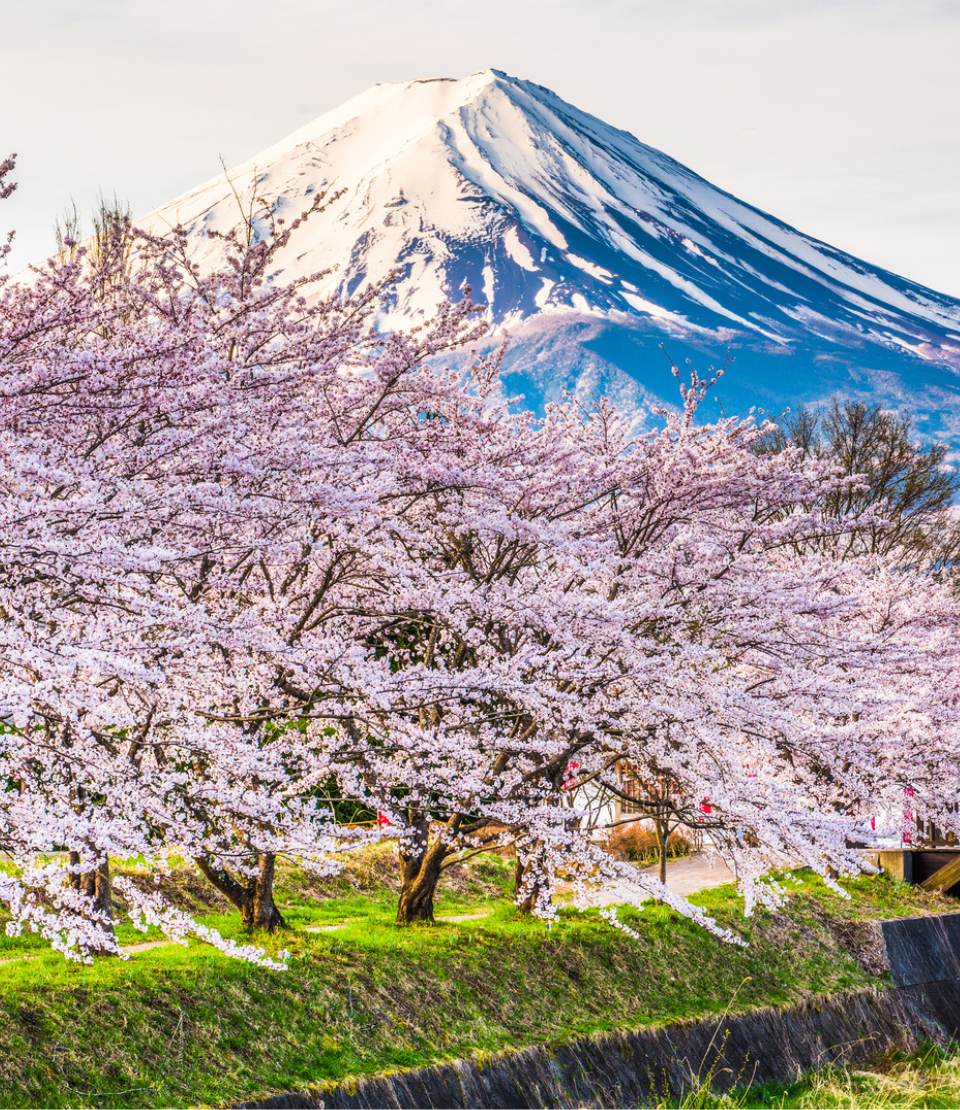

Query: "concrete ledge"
<box><xmin>876</xmin><ymin>850</ymin><xmax>913</xmax><ymax>883</ymax></box>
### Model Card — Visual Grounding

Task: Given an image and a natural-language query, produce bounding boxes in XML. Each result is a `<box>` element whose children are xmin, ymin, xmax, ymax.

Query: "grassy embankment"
<box><xmin>0</xmin><ymin>847</ymin><xmax>954</xmax><ymax>1109</ymax></box>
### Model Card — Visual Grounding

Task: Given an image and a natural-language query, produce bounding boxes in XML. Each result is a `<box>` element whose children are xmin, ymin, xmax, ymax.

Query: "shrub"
<box><xmin>606</xmin><ymin>823</ymin><xmax>696</xmax><ymax>866</ymax></box>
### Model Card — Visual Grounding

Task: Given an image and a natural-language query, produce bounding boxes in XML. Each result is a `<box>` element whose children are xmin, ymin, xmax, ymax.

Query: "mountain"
<box><xmin>144</xmin><ymin>69</ymin><xmax>960</xmax><ymax>441</ymax></box>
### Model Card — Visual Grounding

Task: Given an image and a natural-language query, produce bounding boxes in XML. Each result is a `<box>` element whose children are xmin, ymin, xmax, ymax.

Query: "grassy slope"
<box><xmin>0</xmin><ymin>852</ymin><xmax>955</xmax><ymax>1109</ymax></box>
<box><xmin>674</xmin><ymin>1045</ymin><xmax>960</xmax><ymax>1108</ymax></box>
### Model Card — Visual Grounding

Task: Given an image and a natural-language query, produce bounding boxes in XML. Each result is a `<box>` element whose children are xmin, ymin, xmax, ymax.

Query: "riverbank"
<box><xmin>0</xmin><ymin>859</ymin><xmax>954</xmax><ymax>1108</ymax></box>
<box><xmin>241</xmin><ymin>982</ymin><xmax>960</xmax><ymax>1109</ymax></box>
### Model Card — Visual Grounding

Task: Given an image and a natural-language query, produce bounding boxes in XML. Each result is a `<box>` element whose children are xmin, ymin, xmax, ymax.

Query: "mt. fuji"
<box><xmin>145</xmin><ymin>70</ymin><xmax>960</xmax><ymax>438</ymax></box>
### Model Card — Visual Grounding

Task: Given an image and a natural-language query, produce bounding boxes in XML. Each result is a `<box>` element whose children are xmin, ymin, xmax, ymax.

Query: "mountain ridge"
<box><xmin>142</xmin><ymin>69</ymin><xmax>960</xmax><ymax>444</ymax></box>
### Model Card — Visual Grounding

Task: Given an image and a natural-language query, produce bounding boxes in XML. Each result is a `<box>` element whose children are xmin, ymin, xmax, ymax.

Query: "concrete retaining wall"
<box><xmin>882</xmin><ymin>913</ymin><xmax>960</xmax><ymax>987</ymax></box>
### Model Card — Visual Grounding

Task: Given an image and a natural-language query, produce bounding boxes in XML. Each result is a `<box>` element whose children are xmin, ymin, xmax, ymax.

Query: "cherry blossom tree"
<box><xmin>0</xmin><ymin>171</ymin><xmax>407</xmax><ymax>950</ymax></box>
<box><xmin>2</xmin><ymin>153</ymin><xmax>958</xmax><ymax>959</ymax></box>
<box><xmin>548</xmin><ymin>375</ymin><xmax>960</xmax><ymax>920</ymax></box>
<box><xmin>0</xmin><ymin>171</ymin><xmax>543</xmax><ymax>943</ymax></box>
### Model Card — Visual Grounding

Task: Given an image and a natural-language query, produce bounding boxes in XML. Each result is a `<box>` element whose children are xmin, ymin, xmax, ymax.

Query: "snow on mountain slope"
<box><xmin>144</xmin><ymin>69</ymin><xmax>960</xmax><ymax>441</ymax></box>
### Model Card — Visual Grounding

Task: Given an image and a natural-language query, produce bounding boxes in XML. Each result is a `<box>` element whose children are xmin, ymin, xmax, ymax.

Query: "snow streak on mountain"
<box><xmin>146</xmin><ymin>70</ymin><xmax>960</xmax><ymax>441</ymax></box>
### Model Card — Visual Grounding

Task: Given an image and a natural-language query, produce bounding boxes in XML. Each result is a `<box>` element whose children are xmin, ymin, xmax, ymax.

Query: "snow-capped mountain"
<box><xmin>145</xmin><ymin>69</ymin><xmax>960</xmax><ymax>439</ymax></box>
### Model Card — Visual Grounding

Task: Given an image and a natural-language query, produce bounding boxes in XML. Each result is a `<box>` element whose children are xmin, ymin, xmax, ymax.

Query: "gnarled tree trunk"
<box><xmin>68</xmin><ymin>850</ymin><xmax>115</xmax><ymax>952</ymax></box>
<box><xmin>196</xmin><ymin>851</ymin><xmax>287</xmax><ymax>931</ymax></box>
<box><xmin>396</xmin><ymin>815</ymin><xmax>453</xmax><ymax>924</ymax></box>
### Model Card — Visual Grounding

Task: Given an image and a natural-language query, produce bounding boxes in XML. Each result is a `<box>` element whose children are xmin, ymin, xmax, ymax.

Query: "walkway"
<box><xmin>588</xmin><ymin>851</ymin><xmax>737</xmax><ymax>906</ymax></box>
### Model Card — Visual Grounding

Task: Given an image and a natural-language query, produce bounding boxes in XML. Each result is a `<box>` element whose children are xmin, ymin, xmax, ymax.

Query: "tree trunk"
<box><xmin>396</xmin><ymin>818</ymin><xmax>447</xmax><ymax>924</ymax></box>
<box><xmin>68</xmin><ymin>850</ymin><xmax>115</xmax><ymax>952</ymax></box>
<box><xmin>66</xmin><ymin>779</ymin><xmax>116</xmax><ymax>954</ymax></box>
<box><xmin>515</xmin><ymin>840</ymin><xmax>552</xmax><ymax>915</ymax></box>
<box><xmin>196</xmin><ymin>851</ymin><xmax>287</xmax><ymax>932</ymax></box>
<box><xmin>654</xmin><ymin>817</ymin><xmax>669</xmax><ymax>903</ymax></box>
<box><xmin>515</xmin><ymin>856</ymin><xmax>552</xmax><ymax>915</ymax></box>
<box><xmin>240</xmin><ymin>852</ymin><xmax>285</xmax><ymax>931</ymax></box>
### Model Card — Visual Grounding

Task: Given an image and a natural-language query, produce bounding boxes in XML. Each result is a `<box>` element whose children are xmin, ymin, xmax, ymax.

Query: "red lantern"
<box><xmin>902</xmin><ymin>786</ymin><xmax>915</xmax><ymax>846</ymax></box>
<box><xmin>562</xmin><ymin>760</ymin><xmax>579</xmax><ymax>790</ymax></box>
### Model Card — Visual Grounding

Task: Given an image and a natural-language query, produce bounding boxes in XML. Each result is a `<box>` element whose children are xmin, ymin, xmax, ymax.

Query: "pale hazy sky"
<box><xmin>3</xmin><ymin>0</ymin><xmax>959</xmax><ymax>294</ymax></box>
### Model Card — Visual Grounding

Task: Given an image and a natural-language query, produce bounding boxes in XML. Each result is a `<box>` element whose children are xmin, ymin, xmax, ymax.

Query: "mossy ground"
<box><xmin>0</xmin><ymin>852</ymin><xmax>954</xmax><ymax>1109</ymax></box>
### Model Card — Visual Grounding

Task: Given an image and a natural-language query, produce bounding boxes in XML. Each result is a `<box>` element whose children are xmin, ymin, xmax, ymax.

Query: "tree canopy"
<box><xmin>1</xmin><ymin>156</ymin><xmax>958</xmax><ymax>960</ymax></box>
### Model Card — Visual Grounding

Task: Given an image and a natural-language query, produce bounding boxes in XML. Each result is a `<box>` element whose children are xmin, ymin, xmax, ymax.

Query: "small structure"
<box><xmin>876</xmin><ymin>820</ymin><xmax>960</xmax><ymax>894</ymax></box>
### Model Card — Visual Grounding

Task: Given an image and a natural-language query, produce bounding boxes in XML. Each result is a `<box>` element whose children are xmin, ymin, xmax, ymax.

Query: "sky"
<box><xmin>2</xmin><ymin>0</ymin><xmax>959</xmax><ymax>295</ymax></box>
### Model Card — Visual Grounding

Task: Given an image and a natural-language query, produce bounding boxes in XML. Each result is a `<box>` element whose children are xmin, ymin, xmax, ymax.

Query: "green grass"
<box><xmin>666</xmin><ymin>1045</ymin><xmax>960</xmax><ymax>1108</ymax></box>
<box><xmin>0</xmin><ymin>853</ymin><xmax>955</xmax><ymax>1109</ymax></box>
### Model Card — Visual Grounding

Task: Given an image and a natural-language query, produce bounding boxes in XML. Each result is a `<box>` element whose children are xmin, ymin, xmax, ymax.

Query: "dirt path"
<box><xmin>651</xmin><ymin>851</ymin><xmax>737</xmax><ymax>896</ymax></box>
<box><xmin>304</xmin><ymin>911</ymin><xmax>488</xmax><ymax>933</ymax></box>
<box><xmin>555</xmin><ymin>851</ymin><xmax>737</xmax><ymax>907</ymax></box>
